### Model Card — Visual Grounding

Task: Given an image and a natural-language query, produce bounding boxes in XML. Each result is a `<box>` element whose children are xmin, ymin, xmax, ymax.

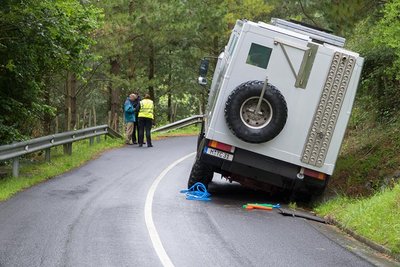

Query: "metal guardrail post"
<box><xmin>63</xmin><ymin>143</ymin><xmax>72</xmax><ymax>155</ymax></box>
<box><xmin>89</xmin><ymin>137</ymin><xmax>94</xmax><ymax>146</ymax></box>
<box><xmin>45</xmin><ymin>148</ymin><xmax>51</xmax><ymax>162</ymax></box>
<box><xmin>68</xmin><ymin>143</ymin><xmax>72</xmax><ymax>155</ymax></box>
<box><xmin>12</xmin><ymin>158</ymin><xmax>19</xmax><ymax>177</ymax></box>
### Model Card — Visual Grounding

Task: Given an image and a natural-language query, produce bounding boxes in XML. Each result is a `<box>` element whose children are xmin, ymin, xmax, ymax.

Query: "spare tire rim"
<box><xmin>240</xmin><ymin>97</ymin><xmax>273</xmax><ymax>129</ymax></box>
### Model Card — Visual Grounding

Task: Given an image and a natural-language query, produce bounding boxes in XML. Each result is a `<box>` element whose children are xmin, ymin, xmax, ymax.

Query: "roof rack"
<box><xmin>270</xmin><ymin>18</ymin><xmax>346</xmax><ymax>47</ymax></box>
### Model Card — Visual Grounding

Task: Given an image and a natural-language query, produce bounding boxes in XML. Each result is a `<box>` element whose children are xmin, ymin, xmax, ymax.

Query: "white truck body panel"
<box><xmin>204</xmin><ymin>20</ymin><xmax>364</xmax><ymax>175</ymax></box>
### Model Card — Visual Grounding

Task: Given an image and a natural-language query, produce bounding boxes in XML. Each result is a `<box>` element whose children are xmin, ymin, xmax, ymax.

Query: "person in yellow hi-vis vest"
<box><xmin>138</xmin><ymin>94</ymin><xmax>154</xmax><ymax>147</ymax></box>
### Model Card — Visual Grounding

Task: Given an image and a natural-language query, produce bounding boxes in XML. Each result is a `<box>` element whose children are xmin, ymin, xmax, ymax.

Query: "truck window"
<box><xmin>246</xmin><ymin>43</ymin><xmax>272</xmax><ymax>69</ymax></box>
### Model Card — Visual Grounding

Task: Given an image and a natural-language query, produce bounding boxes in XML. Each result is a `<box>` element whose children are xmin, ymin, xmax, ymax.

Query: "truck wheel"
<box><xmin>225</xmin><ymin>80</ymin><xmax>287</xmax><ymax>143</ymax></box>
<box><xmin>188</xmin><ymin>158</ymin><xmax>214</xmax><ymax>189</ymax></box>
<box><xmin>197</xmin><ymin>120</ymin><xmax>205</xmax><ymax>149</ymax></box>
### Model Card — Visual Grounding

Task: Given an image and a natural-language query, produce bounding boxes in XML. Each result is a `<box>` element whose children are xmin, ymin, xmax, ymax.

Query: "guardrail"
<box><xmin>0</xmin><ymin>125</ymin><xmax>122</xmax><ymax>177</ymax></box>
<box><xmin>151</xmin><ymin>115</ymin><xmax>204</xmax><ymax>133</ymax></box>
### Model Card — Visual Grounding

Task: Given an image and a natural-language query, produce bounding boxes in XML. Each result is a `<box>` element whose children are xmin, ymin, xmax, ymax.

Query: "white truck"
<box><xmin>189</xmin><ymin>18</ymin><xmax>364</xmax><ymax>198</ymax></box>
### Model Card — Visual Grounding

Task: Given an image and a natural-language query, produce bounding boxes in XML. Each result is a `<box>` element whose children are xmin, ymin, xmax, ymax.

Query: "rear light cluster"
<box><xmin>208</xmin><ymin>140</ymin><xmax>235</xmax><ymax>153</ymax></box>
<box><xmin>303</xmin><ymin>168</ymin><xmax>327</xmax><ymax>180</ymax></box>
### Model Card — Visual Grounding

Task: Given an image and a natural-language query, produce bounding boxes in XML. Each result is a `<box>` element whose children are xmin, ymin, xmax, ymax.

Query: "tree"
<box><xmin>0</xmin><ymin>0</ymin><xmax>102</xmax><ymax>144</ymax></box>
<box><xmin>346</xmin><ymin>0</ymin><xmax>400</xmax><ymax>119</ymax></box>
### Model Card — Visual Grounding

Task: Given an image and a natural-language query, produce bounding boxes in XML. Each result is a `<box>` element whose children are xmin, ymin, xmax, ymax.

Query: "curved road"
<box><xmin>0</xmin><ymin>136</ymin><xmax>397</xmax><ymax>266</ymax></box>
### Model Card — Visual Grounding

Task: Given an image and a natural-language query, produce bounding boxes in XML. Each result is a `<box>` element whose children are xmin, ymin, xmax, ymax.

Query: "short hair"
<box><xmin>144</xmin><ymin>94</ymin><xmax>151</xmax><ymax>99</ymax></box>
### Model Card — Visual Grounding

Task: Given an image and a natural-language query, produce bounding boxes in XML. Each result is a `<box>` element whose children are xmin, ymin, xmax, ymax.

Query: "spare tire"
<box><xmin>225</xmin><ymin>80</ymin><xmax>287</xmax><ymax>143</ymax></box>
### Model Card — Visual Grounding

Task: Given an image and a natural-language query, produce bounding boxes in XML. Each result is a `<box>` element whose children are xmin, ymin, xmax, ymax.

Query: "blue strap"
<box><xmin>180</xmin><ymin>182</ymin><xmax>211</xmax><ymax>201</ymax></box>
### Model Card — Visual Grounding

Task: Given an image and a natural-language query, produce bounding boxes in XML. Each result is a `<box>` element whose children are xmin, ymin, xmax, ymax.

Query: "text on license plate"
<box><xmin>205</xmin><ymin>147</ymin><xmax>234</xmax><ymax>161</ymax></box>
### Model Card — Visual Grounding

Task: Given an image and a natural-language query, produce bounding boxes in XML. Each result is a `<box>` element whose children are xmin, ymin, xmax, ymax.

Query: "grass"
<box><xmin>315</xmin><ymin>183</ymin><xmax>400</xmax><ymax>254</ymax></box>
<box><xmin>330</xmin><ymin>109</ymin><xmax>400</xmax><ymax>196</ymax></box>
<box><xmin>315</xmin><ymin>107</ymin><xmax>400</xmax><ymax>256</ymax></box>
<box><xmin>288</xmin><ymin>202</ymin><xmax>297</xmax><ymax>210</ymax></box>
<box><xmin>0</xmin><ymin>137</ymin><xmax>123</xmax><ymax>201</ymax></box>
<box><xmin>152</xmin><ymin>124</ymin><xmax>200</xmax><ymax>139</ymax></box>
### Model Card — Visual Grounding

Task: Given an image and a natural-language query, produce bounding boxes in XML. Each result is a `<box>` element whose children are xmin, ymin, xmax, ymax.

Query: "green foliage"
<box><xmin>0</xmin><ymin>0</ymin><xmax>102</xmax><ymax>144</ymax></box>
<box><xmin>346</xmin><ymin>1</ymin><xmax>400</xmax><ymax>120</ymax></box>
<box><xmin>316</xmin><ymin>183</ymin><xmax>400</xmax><ymax>254</ymax></box>
<box><xmin>91</xmin><ymin>0</ymin><xmax>279</xmax><ymax>124</ymax></box>
<box><xmin>152</xmin><ymin>124</ymin><xmax>200</xmax><ymax>139</ymax></box>
<box><xmin>288</xmin><ymin>202</ymin><xmax>298</xmax><ymax>210</ymax></box>
<box><xmin>332</xmin><ymin>111</ymin><xmax>400</xmax><ymax>196</ymax></box>
<box><xmin>375</xmin><ymin>0</ymin><xmax>400</xmax><ymax>79</ymax></box>
<box><xmin>224</xmin><ymin>0</ymin><xmax>273</xmax><ymax>28</ymax></box>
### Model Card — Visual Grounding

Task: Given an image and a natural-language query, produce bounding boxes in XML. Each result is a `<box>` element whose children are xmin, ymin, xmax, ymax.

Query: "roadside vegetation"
<box><xmin>330</xmin><ymin>111</ymin><xmax>400</xmax><ymax>197</ymax></box>
<box><xmin>153</xmin><ymin>125</ymin><xmax>199</xmax><ymax>139</ymax></box>
<box><xmin>314</xmin><ymin>100</ymin><xmax>400</xmax><ymax>256</ymax></box>
<box><xmin>316</xmin><ymin>183</ymin><xmax>400</xmax><ymax>255</ymax></box>
<box><xmin>311</xmin><ymin>1</ymin><xmax>400</xmax><ymax>256</ymax></box>
<box><xmin>314</xmin><ymin>101</ymin><xmax>400</xmax><ymax>256</ymax></box>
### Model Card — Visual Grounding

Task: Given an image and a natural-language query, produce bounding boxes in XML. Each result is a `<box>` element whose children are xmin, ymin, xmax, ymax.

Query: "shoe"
<box><xmin>147</xmin><ymin>144</ymin><xmax>153</xmax><ymax>147</ymax></box>
<box><xmin>133</xmin><ymin>142</ymin><xmax>137</xmax><ymax>145</ymax></box>
<box><xmin>139</xmin><ymin>144</ymin><xmax>143</xmax><ymax>147</ymax></box>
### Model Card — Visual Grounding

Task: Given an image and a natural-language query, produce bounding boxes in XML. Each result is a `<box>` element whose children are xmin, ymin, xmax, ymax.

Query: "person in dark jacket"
<box><xmin>131</xmin><ymin>93</ymin><xmax>141</xmax><ymax>144</ymax></box>
<box><xmin>124</xmin><ymin>94</ymin><xmax>137</xmax><ymax>145</ymax></box>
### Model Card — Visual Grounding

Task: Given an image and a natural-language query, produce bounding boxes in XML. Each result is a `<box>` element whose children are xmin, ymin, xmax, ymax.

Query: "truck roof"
<box><xmin>270</xmin><ymin>18</ymin><xmax>346</xmax><ymax>47</ymax></box>
<box><xmin>256</xmin><ymin>21</ymin><xmax>311</xmax><ymax>42</ymax></box>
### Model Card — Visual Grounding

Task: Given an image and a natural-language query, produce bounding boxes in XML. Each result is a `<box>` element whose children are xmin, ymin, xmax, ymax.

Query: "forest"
<box><xmin>1</xmin><ymin>0</ymin><xmax>399</xmax><ymax>146</ymax></box>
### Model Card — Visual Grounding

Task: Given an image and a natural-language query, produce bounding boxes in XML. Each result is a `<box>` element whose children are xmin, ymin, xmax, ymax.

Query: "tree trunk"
<box><xmin>109</xmin><ymin>57</ymin><xmax>121</xmax><ymax>131</ymax></box>
<box><xmin>65</xmin><ymin>72</ymin><xmax>77</xmax><ymax>131</ymax></box>
<box><xmin>43</xmin><ymin>85</ymin><xmax>52</xmax><ymax>135</ymax></box>
<box><xmin>167</xmin><ymin>92</ymin><xmax>172</xmax><ymax>122</ymax></box>
<box><xmin>167</xmin><ymin>58</ymin><xmax>172</xmax><ymax>122</ymax></box>
<box><xmin>148</xmin><ymin>44</ymin><xmax>155</xmax><ymax>100</ymax></box>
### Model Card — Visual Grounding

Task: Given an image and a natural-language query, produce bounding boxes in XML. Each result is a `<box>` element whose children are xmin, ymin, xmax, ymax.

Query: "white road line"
<box><xmin>145</xmin><ymin>152</ymin><xmax>196</xmax><ymax>267</ymax></box>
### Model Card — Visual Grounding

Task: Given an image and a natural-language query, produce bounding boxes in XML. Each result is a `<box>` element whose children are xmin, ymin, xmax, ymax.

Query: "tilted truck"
<box><xmin>188</xmin><ymin>18</ymin><xmax>364</xmax><ymax>198</ymax></box>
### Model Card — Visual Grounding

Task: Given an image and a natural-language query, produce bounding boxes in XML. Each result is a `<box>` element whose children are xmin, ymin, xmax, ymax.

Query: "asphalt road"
<box><xmin>0</xmin><ymin>136</ymin><xmax>397</xmax><ymax>267</ymax></box>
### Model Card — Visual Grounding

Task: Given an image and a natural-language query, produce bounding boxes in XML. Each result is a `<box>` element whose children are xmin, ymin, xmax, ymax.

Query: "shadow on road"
<box><xmin>207</xmin><ymin>178</ymin><xmax>288</xmax><ymax>206</ymax></box>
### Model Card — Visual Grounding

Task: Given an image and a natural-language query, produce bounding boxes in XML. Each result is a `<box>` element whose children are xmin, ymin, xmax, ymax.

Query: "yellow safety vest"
<box><xmin>138</xmin><ymin>99</ymin><xmax>154</xmax><ymax>119</ymax></box>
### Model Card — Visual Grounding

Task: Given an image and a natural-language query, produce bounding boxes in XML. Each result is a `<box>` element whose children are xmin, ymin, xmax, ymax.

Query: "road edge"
<box><xmin>326</xmin><ymin>216</ymin><xmax>400</xmax><ymax>263</ymax></box>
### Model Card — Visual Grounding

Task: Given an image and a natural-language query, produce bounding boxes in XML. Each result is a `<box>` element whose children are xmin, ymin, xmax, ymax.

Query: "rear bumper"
<box><xmin>200</xmin><ymin>139</ymin><xmax>327</xmax><ymax>191</ymax></box>
<box><xmin>201</xmin><ymin>145</ymin><xmax>297</xmax><ymax>189</ymax></box>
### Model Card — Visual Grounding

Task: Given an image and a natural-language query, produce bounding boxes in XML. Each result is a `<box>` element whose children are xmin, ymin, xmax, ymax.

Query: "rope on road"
<box><xmin>180</xmin><ymin>182</ymin><xmax>211</xmax><ymax>201</ymax></box>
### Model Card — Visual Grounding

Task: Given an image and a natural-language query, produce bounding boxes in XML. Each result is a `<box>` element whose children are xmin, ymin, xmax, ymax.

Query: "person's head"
<box><xmin>144</xmin><ymin>94</ymin><xmax>151</xmax><ymax>99</ymax></box>
<box><xmin>129</xmin><ymin>94</ymin><xmax>137</xmax><ymax>101</ymax></box>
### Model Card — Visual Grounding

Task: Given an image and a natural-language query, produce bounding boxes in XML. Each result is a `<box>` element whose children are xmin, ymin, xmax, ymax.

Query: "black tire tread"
<box><xmin>187</xmin><ymin>158</ymin><xmax>213</xmax><ymax>188</ymax></box>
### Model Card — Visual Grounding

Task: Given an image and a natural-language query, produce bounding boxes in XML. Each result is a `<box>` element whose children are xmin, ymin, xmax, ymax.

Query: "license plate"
<box><xmin>205</xmin><ymin>147</ymin><xmax>234</xmax><ymax>161</ymax></box>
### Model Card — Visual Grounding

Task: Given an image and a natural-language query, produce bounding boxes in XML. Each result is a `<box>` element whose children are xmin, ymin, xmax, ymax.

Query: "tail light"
<box><xmin>208</xmin><ymin>140</ymin><xmax>235</xmax><ymax>153</ymax></box>
<box><xmin>302</xmin><ymin>167</ymin><xmax>327</xmax><ymax>180</ymax></box>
